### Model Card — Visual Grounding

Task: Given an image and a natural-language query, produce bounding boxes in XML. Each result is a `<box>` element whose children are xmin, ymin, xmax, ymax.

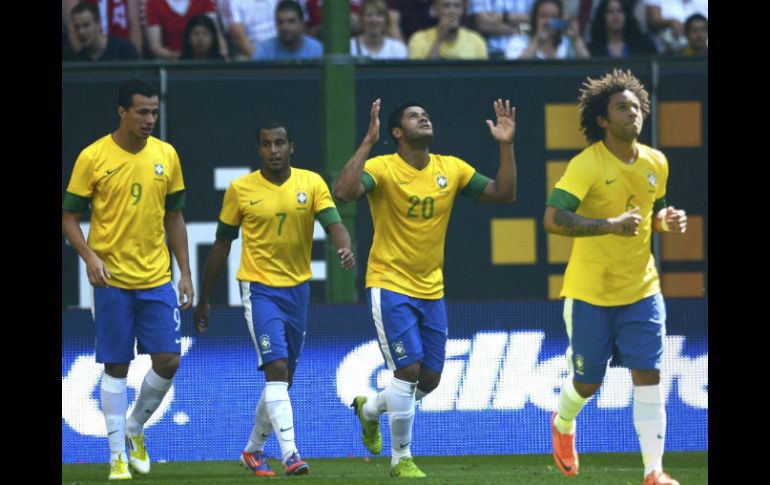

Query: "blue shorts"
<box><xmin>92</xmin><ymin>282</ymin><xmax>181</xmax><ymax>364</ymax></box>
<box><xmin>565</xmin><ymin>293</ymin><xmax>666</xmax><ymax>384</ymax></box>
<box><xmin>367</xmin><ymin>287</ymin><xmax>448</xmax><ymax>373</ymax></box>
<box><xmin>241</xmin><ymin>281</ymin><xmax>309</xmax><ymax>371</ymax></box>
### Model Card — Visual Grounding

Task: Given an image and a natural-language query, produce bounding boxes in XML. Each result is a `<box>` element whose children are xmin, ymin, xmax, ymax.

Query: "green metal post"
<box><xmin>322</xmin><ymin>0</ymin><xmax>357</xmax><ymax>302</ymax></box>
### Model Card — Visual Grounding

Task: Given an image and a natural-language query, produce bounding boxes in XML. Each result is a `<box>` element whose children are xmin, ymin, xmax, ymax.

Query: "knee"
<box><xmin>573</xmin><ymin>380</ymin><xmax>601</xmax><ymax>399</ymax></box>
<box><xmin>418</xmin><ymin>375</ymin><xmax>440</xmax><ymax>394</ymax></box>
<box><xmin>394</xmin><ymin>363</ymin><xmax>420</xmax><ymax>383</ymax></box>
<box><xmin>152</xmin><ymin>354</ymin><xmax>180</xmax><ymax>379</ymax></box>
<box><xmin>264</xmin><ymin>360</ymin><xmax>289</xmax><ymax>382</ymax></box>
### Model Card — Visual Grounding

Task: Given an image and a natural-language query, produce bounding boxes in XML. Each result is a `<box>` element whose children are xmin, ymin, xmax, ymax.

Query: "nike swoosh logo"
<box><xmin>109</xmin><ymin>430</ymin><xmax>120</xmax><ymax>436</ymax></box>
<box><xmin>175</xmin><ymin>338</ymin><xmax>181</xmax><ymax>344</ymax></box>
<box><xmin>554</xmin><ymin>454</ymin><xmax>572</xmax><ymax>472</ymax></box>
<box><xmin>249</xmin><ymin>200</ymin><xmax>262</xmax><ymax>205</ymax></box>
<box><xmin>106</xmin><ymin>165</ymin><xmax>125</xmax><ymax>177</ymax></box>
<box><xmin>280</xmin><ymin>426</ymin><xmax>293</xmax><ymax>432</ymax></box>
<box><xmin>399</xmin><ymin>442</ymin><xmax>410</xmax><ymax>449</ymax></box>
<box><xmin>657</xmin><ymin>434</ymin><xmax>663</xmax><ymax>439</ymax></box>
<box><xmin>605</xmin><ymin>178</ymin><xmax>617</xmax><ymax>185</ymax></box>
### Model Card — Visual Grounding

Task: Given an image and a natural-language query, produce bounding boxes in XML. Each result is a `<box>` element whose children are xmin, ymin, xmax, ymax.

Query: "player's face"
<box><xmin>72</xmin><ymin>11</ymin><xmax>101</xmax><ymax>48</ymax></box>
<box><xmin>396</xmin><ymin>106</ymin><xmax>433</xmax><ymax>144</ymax></box>
<box><xmin>119</xmin><ymin>95</ymin><xmax>159</xmax><ymax>140</ymax></box>
<box><xmin>600</xmin><ymin>90</ymin><xmax>643</xmax><ymax>142</ymax></box>
<box><xmin>276</xmin><ymin>10</ymin><xmax>303</xmax><ymax>44</ymax></box>
<box><xmin>258</xmin><ymin>127</ymin><xmax>293</xmax><ymax>174</ymax></box>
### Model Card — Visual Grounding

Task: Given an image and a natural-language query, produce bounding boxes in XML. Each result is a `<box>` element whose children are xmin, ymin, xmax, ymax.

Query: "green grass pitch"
<box><xmin>62</xmin><ymin>451</ymin><xmax>707</xmax><ymax>484</ymax></box>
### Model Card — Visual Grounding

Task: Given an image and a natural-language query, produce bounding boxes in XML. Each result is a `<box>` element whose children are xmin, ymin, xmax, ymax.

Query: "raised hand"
<box><xmin>485</xmin><ymin>99</ymin><xmax>516</xmax><ymax>144</ymax></box>
<box><xmin>364</xmin><ymin>98</ymin><xmax>381</xmax><ymax>146</ymax></box>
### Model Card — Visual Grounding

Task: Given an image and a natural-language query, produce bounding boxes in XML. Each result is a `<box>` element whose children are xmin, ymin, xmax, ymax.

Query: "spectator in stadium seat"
<box><xmin>505</xmin><ymin>0</ymin><xmax>589</xmax><ymax>59</ymax></box>
<box><xmin>305</xmin><ymin>0</ymin><xmax>363</xmax><ymax>39</ymax></box>
<box><xmin>62</xmin><ymin>79</ymin><xmax>194</xmax><ymax>481</ymax></box>
<box><xmin>588</xmin><ymin>0</ymin><xmax>657</xmax><ymax>58</ymax></box>
<box><xmin>408</xmin><ymin>0</ymin><xmax>488</xmax><ymax>59</ymax></box>
<box><xmin>217</xmin><ymin>0</ymin><xmax>279</xmax><ymax>60</ymax></box>
<box><xmin>180</xmin><ymin>14</ymin><xmax>227</xmax><ymax>60</ymax></box>
<box><xmin>193</xmin><ymin>122</ymin><xmax>355</xmax><ymax>478</ymax></box>
<box><xmin>64</xmin><ymin>0</ymin><xmax>144</xmax><ymax>57</ymax></box>
<box><xmin>351</xmin><ymin>0</ymin><xmax>408</xmax><ymax>59</ymax></box>
<box><xmin>469</xmin><ymin>0</ymin><xmax>534</xmax><ymax>59</ymax></box>
<box><xmin>70</xmin><ymin>2</ymin><xmax>140</xmax><ymax>61</ymax></box>
<box><xmin>644</xmin><ymin>0</ymin><xmax>707</xmax><ymax>54</ymax></box>
<box><xmin>253</xmin><ymin>0</ymin><xmax>324</xmax><ymax>59</ymax></box>
<box><xmin>544</xmin><ymin>69</ymin><xmax>687</xmax><ymax>485</ymax></box>
<box><xmin>680</xmin><ymin>12</ymin><xmax>706</xmax><ymax>56</ymax></box>
<box><xmin>334</xmin><ymin>98</ymin><xmax>517</xmax><ymax>478</ymax></box>
<box><xmin>145</xmin><ymin>0</ymin><xmax>229</xmax><ymax>60</ymax></box>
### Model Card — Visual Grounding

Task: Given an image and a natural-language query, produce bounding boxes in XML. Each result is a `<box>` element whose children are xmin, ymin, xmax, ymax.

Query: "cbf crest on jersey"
<box><xmin>259</xmin><ymin>334</ymin><xmax>272</xmax><ymax>353</ymax></box>
<box><xmin>647</xmin><ymin>172</ymin><xmax>656</xmax><ymax>187</ymax></box>
<box><xmin>154</xmin><ymin>163</ymin><xmax>164</xmax><ymax>175</ymax></box>
<box><xmin>436</xmin><ymin>175</ymin><xmax>448</xmax><ymax>188</ymax></box>
<box><xmin>297</xmin><ymin>192</ymin><xmax>308</xmax><ymax>204</ymax></box>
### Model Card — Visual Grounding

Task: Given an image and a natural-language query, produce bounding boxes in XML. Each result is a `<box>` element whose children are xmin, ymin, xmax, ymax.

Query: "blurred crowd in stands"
<box><xmin>62</xmin><ymin>0</ymin><xmax>707</xmax><ymax>62</ymax></box>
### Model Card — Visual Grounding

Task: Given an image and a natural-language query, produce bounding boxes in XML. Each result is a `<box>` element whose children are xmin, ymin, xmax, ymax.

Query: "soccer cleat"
<box><xmin>643</xmin><ymin>470</ymin><xmax>680</xmax><ymax>485</ymax></box>
<box><xmin>108</xmin><ymin>452</ymin><xmax>132</xmax><ymax>480</ymax></box>
<box><xmin>240</xmin><ymin>450</ymin><xmax>276</xmax><ymax>477</ymax></box>
<box><xmin>125</xmin><ymin>432</ymin><xmax>150</xmax><ymax>474</ymax></box>
<box><xmin>390</xmin><ymin>457</ymin><xmax>426</xmax><ymax>478</ymax></box>
<box><xmin>284</xmin><ymin>452</ymin><xmax>309</xmax><ymax>476</ymax></box>
<box><xmin>551</xmin><ymin>412</ymin><xmax>579</xmax><ymax>477</ymax></box>
<box><xmin>351</xmin><ymin>396</ymin><xmax>382</xmax><ymax>454</ymax></box>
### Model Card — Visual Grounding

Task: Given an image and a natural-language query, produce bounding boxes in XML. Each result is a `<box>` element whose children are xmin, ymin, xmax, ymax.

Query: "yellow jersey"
<box><xmin>63</xmin><ymin>134</ymin><xmax>186</xmax><ymax>289</ymax></box>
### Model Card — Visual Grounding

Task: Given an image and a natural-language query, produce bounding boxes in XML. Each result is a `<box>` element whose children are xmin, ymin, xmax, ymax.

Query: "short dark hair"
<box><xmin>684</xmin><ymin>13</ymin><xmax>707</xmax><ymax>33</ymax></box>
<box><xmin>117</xmin><ymin>79</ymin><xmax>159</xmax><ymax>110</ymax></box>
<box><xmin>258</xmin><ymin>121</ymin><xmax>293</xmax><ymax>143</ymax></box>
<box><xmin>578</xmin><ymin>69</ymin><xmax>650</xmax><ymax>144</ymax></box>
<box><xmin>71</xmin><ymin>1</ymin><xmax>100</xmax><ymax>21</ymax></box>
<box><xmin>276</xmin><ymin>0</ymin><xmax>304</xmax><ymax>20</ymax></box>
<box><xmin>387</xmin><ymin>101</ymin><xmax>427</xmax><ymax>143</ymax></box>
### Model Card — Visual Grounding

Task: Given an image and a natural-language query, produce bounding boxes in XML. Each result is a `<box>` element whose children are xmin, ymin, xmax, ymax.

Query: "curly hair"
<box><xmin>578</xmin><ymin>69</ymin><xmax>650</xmax><ymax>143</ymax></box>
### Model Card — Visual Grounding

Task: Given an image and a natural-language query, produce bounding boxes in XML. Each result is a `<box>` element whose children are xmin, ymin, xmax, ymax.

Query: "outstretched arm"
<box><xmin>333</xmin><ymin>99</ymin><xmax>381</xmax><ymax>202</ymax></box>
<box><xmin>193</xmin><ymin>239</ymin><xmax>233</xmax><ymax>333</ymax></box>
<box><xmin>478</xmin><ymin>99</ymin><xmax>517</xmax><ymax>204</ymax></box>
<box><xmin>164</xmin><ymin>210</ymin><xmax>194</xmax><ymax>309</ymax></box>
<box><xmin>328</xmin><ymin>222</ymin><xmax>355</xmax><ymax>270</ymax></box>
<box><xmin>543</xmin><ymin>205</ymin><xmax>642</xmax><ymax>237</ymax></box>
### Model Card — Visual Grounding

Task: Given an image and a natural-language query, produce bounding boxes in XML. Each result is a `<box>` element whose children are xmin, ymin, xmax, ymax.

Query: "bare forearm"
<box><xmin>197</xmin><ymin>240</ymin><xmax>231</xmax><ymax>303</ymax></box>
<box><xmin>164</xmin><ymin>212</ymin><xmax>191</xmax><ymax>276</ymax></box>
<box><xmin>494</xmin><ymin>142</ymin><xmax>516</xmax><ymax>202</ymax></box>
<box><xmin>475</xmin><ymin>13</ymin><xmax>517</xmax><ymax>36</ymax></box>
<box><xmin>62</xmin><ymin>212</ymin><xmax>97</xmax><ymax>261</ymax></box>
<box><xmin>329</xmin><ymin>223</ymin><xmax>352</xmax><ymax>252</ymax></box>
<box><xmin>550</xmin><ymin>209</ymin><xmax>615</xmax><ymax>237</ymax></box>
<box><xmin>334</xmin><ymin>141</ymin><xmax>373</xmax><ymax>201</ymax></box>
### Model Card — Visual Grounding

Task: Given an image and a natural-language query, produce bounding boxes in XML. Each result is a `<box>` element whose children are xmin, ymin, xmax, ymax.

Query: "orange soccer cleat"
<box><xmin>551</xmin><ymin>412</ymin><xmax>579</xmax><ymax>477</ymax></box>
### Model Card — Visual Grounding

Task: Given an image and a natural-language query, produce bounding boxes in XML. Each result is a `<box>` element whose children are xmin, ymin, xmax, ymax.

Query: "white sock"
<box><xmin>362</xmin><ymin>389</ymin><xmax>388</xmax><ymax>422</ymax></box>
<box><xmin>101</xmin><ymin>374</ymin><xmax>128</xmax><ymax>460</ymax></box>
<box><xmin>634</xmin><ymin>384</ymin><xmax>665</xmax><ymax>477</ymax></box>
<box><xmin>554</xmin><ymin>378</ymin><xmax>589</xmax><ymax>434</ymax></box>
<box><xmin>264</xmin><ymin>381</ymin><xmax>297</xmax><ymax>463</ymax></box>
<box><xmin>245</xmin><ymin>391</ymin><xmax>273</xmax><ymax>453</ymax></box>
<box><xmin>126</xmin><ymin>368</ymin><xmax>173</xmax><ymax>437</ymax></box>
<box><xmin>385</xmin><ymin>377</ymin><xmax>416</xmax><ymax>467</ymax></box>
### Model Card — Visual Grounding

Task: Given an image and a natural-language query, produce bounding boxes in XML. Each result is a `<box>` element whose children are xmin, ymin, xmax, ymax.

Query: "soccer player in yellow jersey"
<box><xmin>334</xmin><ymin>98</ymin><xmax>517</xmax><ymax>477</ymax></box>
<box><xmin>62</xmin><ymin>79</ymin><xmax>194</xmax><ymax>481</ymax></box>
<box><xmin>544</xmin><ymin>70</ymin><xmax>687</xmax><ymax>485</ymax></box>
<box><xmin>193</xmin><ymin>122</ymin><xmax>355</xmax><ymax>477</ymax></box>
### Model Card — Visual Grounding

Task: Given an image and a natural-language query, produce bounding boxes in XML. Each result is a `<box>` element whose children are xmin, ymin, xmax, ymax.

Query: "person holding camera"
<box><xmin>504</xmin><ymin>0</ymin><xmax>589</xmax><ymax>59</ymax></box>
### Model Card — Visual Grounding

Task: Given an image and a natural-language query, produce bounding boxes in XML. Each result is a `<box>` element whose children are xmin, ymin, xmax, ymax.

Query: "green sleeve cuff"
<box><xmin>216</xmin><ymin>220</ymin><xmax>240</xmax><ymax>240</ymax></box>
<box><xmin>62</xmin><ymin>191</ymin><xmax>90</xmax><ymax>212</ymax></box>
<box><xmin>460</xmin><ymin>172</ymin><xmax>491</xmax><ymax>199</ymax></box>
<box><xmin>547</xmin><ymin>188</ymin><xmax>581</xmax><ymax>211</ymax></box>
<box><xmin>362</xmin><ymin>172</ymin><xmax>376</xmax><ymax>193</ymax></box>
<box><xmin>653</xmin><ymin>197</ymin><xmax>667</xmax><ymax>213</ymax></box>
<box><xmin>316</xmin><ymin>207</ymin><xmax>342</xmax><ymax>229</ymax></box>
<box><xmin>165</xmin><ymin>190</ymin><xmax>186</xmax><ymax>211</ymax></box>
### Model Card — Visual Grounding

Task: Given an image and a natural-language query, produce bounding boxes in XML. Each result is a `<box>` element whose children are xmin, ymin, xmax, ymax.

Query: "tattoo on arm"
<box><xmin>553</xmin><ymin>209</ymin><xmax>613</xmax><ymax>237</ymax></box>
